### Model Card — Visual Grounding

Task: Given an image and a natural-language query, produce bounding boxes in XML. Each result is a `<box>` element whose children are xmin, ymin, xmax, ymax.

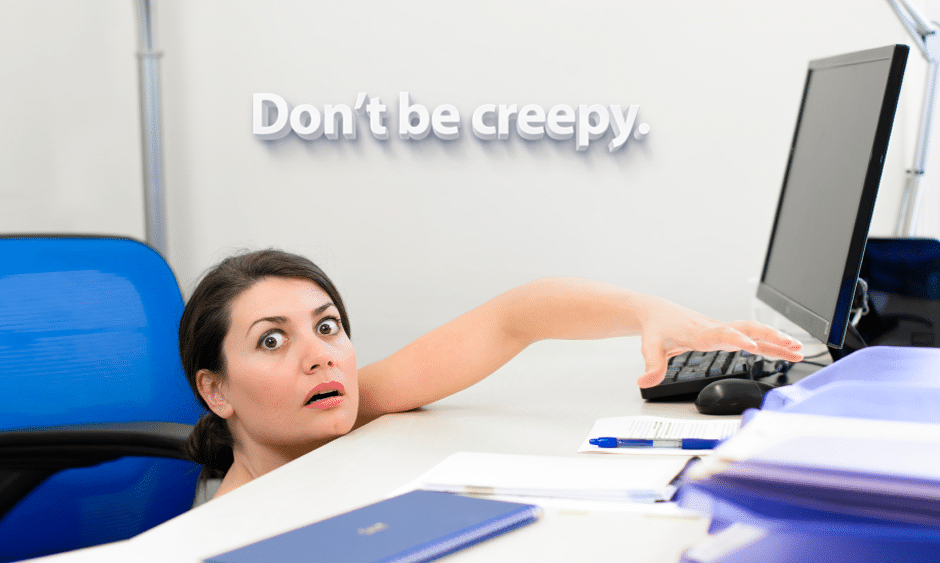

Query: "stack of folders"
<box><xmin>675</xmin><ymin>410</ymin><xmax>940</xmax><ymax>563</ymax></box>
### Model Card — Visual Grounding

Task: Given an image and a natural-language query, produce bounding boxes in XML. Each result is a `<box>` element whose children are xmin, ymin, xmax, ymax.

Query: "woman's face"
<box><xmin>218</xmin><ymin>276</ymin><xmax>358</xmax><ymax>454</ymax></box>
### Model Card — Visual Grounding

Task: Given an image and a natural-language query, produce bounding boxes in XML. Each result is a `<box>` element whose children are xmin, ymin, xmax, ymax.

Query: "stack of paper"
<box><xmin>394</xmin><ymin>452</ymin><xmax>691</xmax><ymax>505</ymax></box>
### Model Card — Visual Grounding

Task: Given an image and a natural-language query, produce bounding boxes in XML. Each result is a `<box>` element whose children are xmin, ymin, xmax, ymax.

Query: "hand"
<box><xmin>634</xmin><ymin>297</ymin><xmax>804</xmax><ymax>388</ymax></box>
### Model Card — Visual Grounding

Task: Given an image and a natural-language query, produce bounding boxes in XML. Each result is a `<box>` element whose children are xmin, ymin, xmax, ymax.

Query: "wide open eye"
<box><xmin>259</xmin><ymin>331</ymin><xmax>285</xmax><ymax>350</ymax></box>
<box><xmin>317</xmin><ymin>317</ymin><xmax>341</xmax><ymax>336</ymax></box>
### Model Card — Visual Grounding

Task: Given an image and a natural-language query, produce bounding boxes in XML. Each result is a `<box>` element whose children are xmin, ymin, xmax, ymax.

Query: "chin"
<box><xmin>316</xmin><ymin>411</ymin><xmax>357</xmax><ymax>439</ymax></box>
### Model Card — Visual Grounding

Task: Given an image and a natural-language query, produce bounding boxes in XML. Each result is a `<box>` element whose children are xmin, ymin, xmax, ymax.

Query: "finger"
<box><xmin>751</xmin><ymin>341</ymin><xmax>804</xmax><ymax>362</ymax></box>
<box><xmin>637</xmin><ymin>340</ymin><xmax>668</xmax><ymax>388</ymax></box>
<box><xmin>727</xmin><ymin>320</ymin><xmax>802</xmax><ymax>350</ymax></box>
<box><xmin>693</xmin><ymin>325</ymin><xmax>758</xmax><ymax>353</ymax></box>
<box><xmin>637</xmin><ymin>364</ymin><xmax>666</xmax><ymax>388</ymax></box>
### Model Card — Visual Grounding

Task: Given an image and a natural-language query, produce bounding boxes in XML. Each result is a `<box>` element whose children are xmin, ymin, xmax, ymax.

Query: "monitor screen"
<box><xmin>757</xmin><ymin>44</ymin><xmax>908</xmax><ymax>349</ymax></box>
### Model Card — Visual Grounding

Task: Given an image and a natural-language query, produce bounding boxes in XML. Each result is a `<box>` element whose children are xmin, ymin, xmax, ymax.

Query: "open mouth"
<box><xmin>304</xmin><ymin>382</ymin><xmax>346</xmax><ymax>408</ymax></box>
<box><xmin>305</xmin><ymin>389</ymin><xmax>341</xmax><ymax>405</ymax></box>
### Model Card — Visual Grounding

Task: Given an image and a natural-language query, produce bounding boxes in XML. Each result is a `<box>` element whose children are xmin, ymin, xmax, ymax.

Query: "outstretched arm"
<box><xmin>356</xmin><ymin>277</ymin><xmax>803</xmax><ymax>418</ymax></box>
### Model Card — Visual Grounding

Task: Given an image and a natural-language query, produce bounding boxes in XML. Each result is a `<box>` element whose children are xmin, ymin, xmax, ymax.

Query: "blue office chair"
<box><xmin>0</xmin><ymin>236</ymin><xmax>204</xmax><ymax>562</ymax></box>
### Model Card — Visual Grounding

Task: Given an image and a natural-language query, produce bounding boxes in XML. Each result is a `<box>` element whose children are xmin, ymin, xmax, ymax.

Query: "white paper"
<box><xmin>578</xmin><ymin>416</ymin><xmax>740</xmax><ymax>455</ymax></box>
<box><xmin>389</xmin><ymin>451</ymin><xmax>690</xmax><ymax>505</ymax></box>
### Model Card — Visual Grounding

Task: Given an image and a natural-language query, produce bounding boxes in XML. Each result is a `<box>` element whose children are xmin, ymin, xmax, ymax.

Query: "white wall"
<box><xmin>0</xmin><ymin>0</ymin><xmax>142</xmax><ymax>238</ymax></box>
<box><xmin>2</xmin><ymin>0</ymin><xmax>938</xmax><ymax>365</ymax></box>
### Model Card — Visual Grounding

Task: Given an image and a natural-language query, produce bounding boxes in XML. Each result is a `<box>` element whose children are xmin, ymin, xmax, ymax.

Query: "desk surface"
<box><xmin>35</xmin><ymin>338</ymin><xmax>740</xmax><ymax>563</ymax></box>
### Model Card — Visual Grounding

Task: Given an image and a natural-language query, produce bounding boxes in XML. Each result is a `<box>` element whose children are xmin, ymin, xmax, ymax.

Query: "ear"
<box><xmin>196</xmin><ymin>369</ymin><xmax>234</xmax><ymax>419</ymax></box>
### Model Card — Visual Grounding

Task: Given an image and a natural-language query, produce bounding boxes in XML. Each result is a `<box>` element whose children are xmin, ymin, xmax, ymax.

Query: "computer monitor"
<box><xmin>756</xmin><ymin>44</ymin><xmax>909</xmax><ymax>357</ymax></box>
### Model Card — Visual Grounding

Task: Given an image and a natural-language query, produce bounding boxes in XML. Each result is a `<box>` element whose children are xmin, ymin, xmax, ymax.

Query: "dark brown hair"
<box><xmin>179</xmin><ymin>249</ymin><xmax>350</xmax><ymax>480</ymax></box>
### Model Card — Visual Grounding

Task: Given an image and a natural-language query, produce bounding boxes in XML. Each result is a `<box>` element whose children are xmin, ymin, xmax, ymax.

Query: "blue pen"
<box><xmin>589</xmin><ymin>437</ymin><xmax>722</xmax><ymax>450</ymax></box>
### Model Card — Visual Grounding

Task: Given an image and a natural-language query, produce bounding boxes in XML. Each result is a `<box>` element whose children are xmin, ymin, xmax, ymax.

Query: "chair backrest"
<box><xmin>0</xmin><ymin>236</ymin><xmax>204</xmax><ymax>561</ymax></box>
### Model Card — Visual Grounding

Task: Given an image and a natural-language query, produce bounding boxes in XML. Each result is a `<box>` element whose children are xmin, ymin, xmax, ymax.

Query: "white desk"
<box><xmin>35</xmin><ymin>338</ymin><xmax>724</xmax><ymax>563</ymax></box>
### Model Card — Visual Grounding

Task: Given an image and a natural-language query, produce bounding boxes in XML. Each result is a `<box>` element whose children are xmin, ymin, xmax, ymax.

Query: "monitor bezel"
<box><xmin>756</xmin><ymin>44</ymin><xmax>909</xmax><ymax>349</ymax></box>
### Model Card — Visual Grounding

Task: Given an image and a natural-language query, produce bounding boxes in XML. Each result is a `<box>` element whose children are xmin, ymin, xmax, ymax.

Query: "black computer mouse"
<box><xmin>695</xmin><ymin>379</ymin><xmax>776</xmax><ymax>415</ymax></box>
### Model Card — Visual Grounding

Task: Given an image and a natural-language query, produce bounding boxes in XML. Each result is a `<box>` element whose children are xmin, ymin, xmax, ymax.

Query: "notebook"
<box><xmin>204</xmin><ymin>490</ymin><xmax>542</xmax><ymax>563</ymax></box>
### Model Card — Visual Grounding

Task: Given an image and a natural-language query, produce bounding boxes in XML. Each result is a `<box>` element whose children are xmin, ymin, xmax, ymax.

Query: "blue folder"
<box><xmin>204</xmin><ymin>490</ymin><xmax>542</xmax><ymax>563</ymax></box>
<box><xmin>759</xmin><ymin>345</ymin><xmax>940</xmax><ymax>420</ymax></box>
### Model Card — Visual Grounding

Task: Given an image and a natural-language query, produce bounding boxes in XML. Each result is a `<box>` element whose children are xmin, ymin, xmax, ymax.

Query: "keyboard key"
<box><xmin>707</xmin><ymin>365</ymin><xmax>727</xmax><ymax>376</ymax></box>
<box><xmin>668</xmin><ymin>354</ymin><xmax>689</xmax><ymax>368</ymax></box>
<box><xmin>677</xmin><ymin>367</ymin><xmax>707</xmax><ymax>380</ymax></box>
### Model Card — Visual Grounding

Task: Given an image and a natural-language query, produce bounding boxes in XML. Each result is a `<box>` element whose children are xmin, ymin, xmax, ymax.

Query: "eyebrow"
<box><xmin>245</xmin><ymin>302</ymin><xmax>336</xmax><ymax>336</ymax></box>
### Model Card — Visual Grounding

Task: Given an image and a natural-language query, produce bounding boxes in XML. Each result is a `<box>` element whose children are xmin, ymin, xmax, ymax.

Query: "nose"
<box><xmin>300</xmin><ymin>335</ymin><xmax>335</xmax><ymax>374</ymax></box>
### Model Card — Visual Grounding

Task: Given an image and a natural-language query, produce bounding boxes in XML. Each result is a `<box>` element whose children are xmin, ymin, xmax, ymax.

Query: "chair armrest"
<box><xmin>0</xmin><ymin>422</ymin><xmax>196</xmax><ymax>522</ymax></box>
<box><xmin>0</xmin><ymin>421</ymin><xmax>194</xmax><ymax>469</ymax></box>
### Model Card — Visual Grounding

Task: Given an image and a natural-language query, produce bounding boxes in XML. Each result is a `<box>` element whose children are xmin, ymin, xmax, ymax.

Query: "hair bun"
<box><xmin>186</xmin><ymin>411</ymin><xmax>234</xmax><ymax>480</ymax></box>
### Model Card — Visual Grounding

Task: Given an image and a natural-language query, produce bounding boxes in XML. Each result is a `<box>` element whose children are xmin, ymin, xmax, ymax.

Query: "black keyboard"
<box><xmin>640</xmin><ymin>350</ymin><xmax>764</xmax><ymax>400</ymax></box>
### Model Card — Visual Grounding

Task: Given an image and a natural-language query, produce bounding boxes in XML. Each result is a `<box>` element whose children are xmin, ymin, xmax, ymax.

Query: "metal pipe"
<box><xmin>897</xmin><ymin>59</ymin><xmax>939</xmax><ymax>236</ymax></box>
<box><xmin>134</xmin><ymin>0</ymin><xmax>167</xmax><ymax>257</ymax></box>
<box><xmin>888</xmin><ymin>0</ymin><xmax>940</xmax><ymax>237</ymax></box>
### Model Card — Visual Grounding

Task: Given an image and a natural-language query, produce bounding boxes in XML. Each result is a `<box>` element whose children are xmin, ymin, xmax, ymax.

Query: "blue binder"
<box><xmin>204</xmin><ymin>490</ymin><xmax>542</xmax><ymax>563</ymax></box>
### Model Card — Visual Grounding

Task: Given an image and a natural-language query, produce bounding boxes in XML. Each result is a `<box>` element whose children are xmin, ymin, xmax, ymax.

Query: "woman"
<box><xmin>181</xmin><ymin>249</ymin><xmax>802</xmax><ymax>499</ymax></box>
